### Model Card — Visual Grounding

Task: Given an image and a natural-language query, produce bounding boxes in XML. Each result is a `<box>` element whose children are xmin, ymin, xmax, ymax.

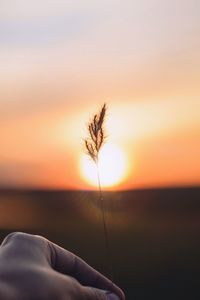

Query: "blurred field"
<box><xmin>0</xmin><ymin>187</ymin><xmax>199</xmax><ymax>300</ymax></box>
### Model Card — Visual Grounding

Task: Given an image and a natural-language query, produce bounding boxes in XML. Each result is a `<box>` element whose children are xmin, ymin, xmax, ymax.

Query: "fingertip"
<box><xmin>103</xmin><ymin>291</ymin><xmax>120</xmax><ymax>300</ymax></box>
<box><xmin>82</xmin><ymin>287</ymin><xmax>125</xmax><ymax>300</ymax></box>
<box><xmin>106</xmin><ymin>283</ymin><xmax>125</xmax><ymax>300</ymax></box>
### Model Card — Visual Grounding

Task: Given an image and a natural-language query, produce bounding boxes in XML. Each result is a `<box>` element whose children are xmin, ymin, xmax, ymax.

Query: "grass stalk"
<box><xmin>96</xmin><ymin>161</ymin><xmax>113</xmax><ymax>281</ymax></box>
<box><xmin>84</xmin><ymin>103</ymin><xmax>113</xmax><ymax>280</ymax></box>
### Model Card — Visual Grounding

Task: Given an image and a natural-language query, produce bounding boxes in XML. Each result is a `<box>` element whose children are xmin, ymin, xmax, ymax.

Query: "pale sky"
<box><xmin>0</xmin><ymin>0</ymin><xmax>200</xmax><ymax>189</ymax></box>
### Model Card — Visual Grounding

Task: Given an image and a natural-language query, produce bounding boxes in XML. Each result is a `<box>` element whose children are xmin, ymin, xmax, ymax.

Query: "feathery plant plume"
<box><xmin>84</xmin><ymin>103</ymin><xmax>106</xmax><ymax>164</ymax></box>
<box><xmin>84</xmin><ymin>103</ymin><xmax>113</xmax><ymax>280</ymax></box>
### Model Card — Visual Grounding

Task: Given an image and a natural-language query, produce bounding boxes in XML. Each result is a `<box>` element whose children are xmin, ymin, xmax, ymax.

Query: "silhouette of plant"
<box><xmin>84</xmin><ymin>103</ymin><xmax>113</xmax><ymax>280</ymax></box>
<box><xmin>84</xmin><ymin>103</ymin><xmax>106</xmax><ymax>164</ymax></box>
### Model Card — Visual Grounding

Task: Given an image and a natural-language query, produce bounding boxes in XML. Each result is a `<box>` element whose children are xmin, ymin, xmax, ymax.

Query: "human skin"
<box><xmin>0</xmin><ymin>232</ymin><xmax>125</xmax><ymax>300</ymax></box>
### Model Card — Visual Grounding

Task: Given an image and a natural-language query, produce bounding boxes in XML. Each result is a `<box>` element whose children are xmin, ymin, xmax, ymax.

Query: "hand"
<box><xmin>0</xmin><ymin>232</ymin><xmax>125</xmax><ymax>300</ymax></box>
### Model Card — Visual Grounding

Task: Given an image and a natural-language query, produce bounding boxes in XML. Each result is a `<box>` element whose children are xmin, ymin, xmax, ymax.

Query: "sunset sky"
<box><xmin>0</xmin><ymin>0</ymin><xmax>200</xmax><ymax>190</ymax></box>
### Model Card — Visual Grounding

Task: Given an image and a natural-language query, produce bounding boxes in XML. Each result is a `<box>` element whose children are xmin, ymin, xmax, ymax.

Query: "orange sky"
<box><xmin>0</xmin><ymin>0</ymin><xmax>200</xmax><ymax>190</ymax></box>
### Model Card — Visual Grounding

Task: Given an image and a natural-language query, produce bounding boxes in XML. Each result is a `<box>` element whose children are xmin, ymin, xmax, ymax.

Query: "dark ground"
<box><xmin>0</xmin><ymin>187</ymin><xmax>199</xmax><ymax>299</ymax></box>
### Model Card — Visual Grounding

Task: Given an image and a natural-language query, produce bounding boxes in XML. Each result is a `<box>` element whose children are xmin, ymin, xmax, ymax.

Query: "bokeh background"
<box><xmin>1</xmin><ymin>0</ymin><xmax>200</xmax><ymax>190</ymax></box>
<box><xmin>1</xmin><ymin>1</ymin><xmax>200</xmax><ymax>299</ymax></box>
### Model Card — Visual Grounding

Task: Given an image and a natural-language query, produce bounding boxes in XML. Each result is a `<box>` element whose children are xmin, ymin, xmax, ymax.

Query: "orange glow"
<box><xmin>1</xmin><ymin>101</ymin><xmax>200</xmax><ymax>190</ymax></box>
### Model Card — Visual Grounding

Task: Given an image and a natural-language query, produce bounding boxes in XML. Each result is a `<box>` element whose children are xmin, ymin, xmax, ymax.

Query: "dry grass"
<box><xmin>84</xmin><ymin>103</ymin><xmax>113</xmax><ymax>280</ymax></box>
<box><xmin>84</xmin><ymin>103</ymin><xmax>107</xmax><ymax>163</ymax></box>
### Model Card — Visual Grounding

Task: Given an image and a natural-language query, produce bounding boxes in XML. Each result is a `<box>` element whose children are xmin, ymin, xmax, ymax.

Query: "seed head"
<box><xmin>84</xmin><ymin>103</ymin><xmax>107</xmax><ymax>163</ymax></box>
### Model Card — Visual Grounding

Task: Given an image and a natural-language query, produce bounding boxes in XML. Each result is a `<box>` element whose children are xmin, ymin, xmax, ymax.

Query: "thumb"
<box><xmin>81</xmin><ymin>286</ymin><xmax>123</xmax><ymax>300</ymax></box>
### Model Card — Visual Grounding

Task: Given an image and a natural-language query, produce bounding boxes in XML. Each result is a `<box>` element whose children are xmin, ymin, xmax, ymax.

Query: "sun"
<box><xmin>80</xmin><ymin>143</ymin><xmax>127</xmax><ymax>188</ymax></box>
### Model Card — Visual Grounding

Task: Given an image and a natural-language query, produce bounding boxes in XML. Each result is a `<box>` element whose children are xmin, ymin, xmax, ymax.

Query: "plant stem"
<box><xmin>96</xmin><ymin>162</ymin><xmax>114</xmax><ymax>281</ymax></box>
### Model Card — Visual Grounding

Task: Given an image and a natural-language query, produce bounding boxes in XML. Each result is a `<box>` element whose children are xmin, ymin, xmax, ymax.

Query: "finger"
<box><xmin>48</xmin><ymin>241</ymin><xmax>125</xmax><ymax>300</ymax></box>
<box><xmin>81</xmin><ymin>286</ymin><xmax>121</xmax><ymax>300</ymax></box>
<box><xmin>0</xmin><ymin>232</ymin><xmax>51</xmax><ymax>266</ymax></box>
<box><xmin>53</xmin><ymin>273</ymin><xmax>121</xmax><ymax>300</ymax></box>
